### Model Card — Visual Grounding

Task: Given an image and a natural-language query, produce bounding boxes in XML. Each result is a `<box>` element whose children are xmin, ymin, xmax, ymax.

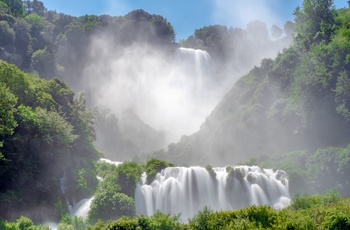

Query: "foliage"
<box><xmin>0</xmin><ymin>21</ymin><xmax>15</xmax><ymax>48</ymax></box>
<box><xmin>25</xmin><ymin>13</ymin><xmax>43</xmax><ymax>28</ymax></box>
<box><xmin>96</xmin><ymin>161</ymin><xmax>117</xmax><ymax>179</ymax></box>
<box><xmin>88</xmin><ymin>161</ymin><xmax>143</xmax><ymax>224</ymax></box>
<box><xmin>88</xmin><ymin>190</ymin><xmax>135</xmax><ymax>224</ymax></box>
<box><xmin>294</xmin><ymin>0</ymin><xmax>336</xmax><ymax>50</ymax></box>
<box><xmin>0</xmin><ymin>82</ymin><xmax>17</xmax><ymax>136</ymax></box>
<box><xmin>167</xmin><ymin>3</ymin><xmax>350</xmax><ymax>170</ymax></box>
<box><xmin>290</xmin><ymin>190</ymin><xmax>340</xmax><ymax>210</ymax></box>
<box><xmin>89</xmin><ymin>212</ymin><xmax>182</xmax><ymax>230</ymax></box>
<box><xmin>0</xmin><ymin>215</ymin><xmax>51</xmax><ymax>230</ymax></box>
<box><xmin>205</xmin><ymin>165</ymin><xmax>216</xmax><ymax>178</ymax></box>
<box><xmin>0</xmin><ymin>60</ymin><xmax>99</xmax><ymax>222</ymax></box>
<box><xmin>121</xmin><ymin>9</ymin><xmax>176</xmax><ymax>45</ymax></box>
<box><xmin>31</xmin><ymin>47</ymin><xmax>57</xmax><ymax>79</ymax></box>
<box><xmin>57</xmin><ymin>213</ymin><xmax>88</xmax><ymax>230</ymax></box>
<box><xmin>86</xmin><ymin>193</ymin><xmax>350</xmax><ymax>229</ymax></box>
<box><xmin>0</xmin><ymin>0</ymin><xmax>24</xmax><ymax>17</ymax></box>
<box><xmin>1</xmin><ymin>193</ymin><xmax>350</xmax><ymax>229</ymax></box>
<box><xmin>145</xmin><ymin>158</ymin><xmax>174</xmax><ymax>184</ymax></box>
<box><xmin>188</xmin><ymin>206</ymin><xmax>213</xmax><ymax>230</ymax></box>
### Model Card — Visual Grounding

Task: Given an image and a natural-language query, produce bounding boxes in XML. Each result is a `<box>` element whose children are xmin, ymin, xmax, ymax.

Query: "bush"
<box><xmin>16</xmin><ymin>216</ymin><xmax>34</xmax><ymax>230</ymax></box>
<box><xmin>323</xmin><ymin>212</ymin><xmax>350</xmax><ymax>230</ymax></box>
<box><xmin>145</xmin><ymin>158</ymin><xmax>173</xmax><ymax>184</ymax></box>
<box><xmin>149</xmin><ymin>212</ymin><xmax>181</xmax><ymax>230</ymax></box>
<box><xmin>205</xmin><ymin>165</ymin><xmax>216</xmax><ymax>178</ymax></box>
<box><xmin>88</xmin><ymin>190</ymin><xmax>135</xmax><ymax>224</ymax></box>
<box><xmin>188</xmin><ymin>206</ymin><xmax>213</xmax><ymax>230</ymax></box>
<box><xmin>290</xmin><ymin>190</ymin><xmax>341</xmax><ymax>210</ymax></box>
<box><xmin>115</xmin><ymin>162</ymin><xmax>143</xmax><ymax>197</ymax></box>
<box><xmin>58</xmin><ymin>213</ymin><xmax>88</xmax><ymax>230</ymax></box>
<box><xmin>96</xmin><ymin>161</ymin><xmax>117</xmax><ymax>179</ymax></box>
<box><xmin>104</xmin><ymin>216</ymin><xmax>138</xmax><ymax>230</ymax></box>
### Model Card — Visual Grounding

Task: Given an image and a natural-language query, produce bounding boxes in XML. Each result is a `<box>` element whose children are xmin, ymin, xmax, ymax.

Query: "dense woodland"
<box><xmin>1</xmin><ymin>0</ymin><xmax>350</xmax><ymax>228</ymax></box>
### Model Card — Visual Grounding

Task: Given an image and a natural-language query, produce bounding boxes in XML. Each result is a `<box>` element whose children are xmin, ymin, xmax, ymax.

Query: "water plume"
<box><xmin>83</xmin><ymin>36</ymin><xmax>220</xmax><ymax>145</ymax></box>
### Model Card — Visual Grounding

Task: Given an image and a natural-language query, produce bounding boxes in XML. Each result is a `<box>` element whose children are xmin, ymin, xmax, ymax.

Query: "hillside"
<box><xmin>2</xmin><ymin>0</ymin><xmax>350</xmax><ymax>225</ymax></box>
<box><xmin>165</xmin><ymin>2</ymin><xmax>350</xmax><ymax>166</ymax></box>
<box><xmin>0</xmin><ymin>60</ymin><xmax>100</xmax><ymax>222</ymax></box>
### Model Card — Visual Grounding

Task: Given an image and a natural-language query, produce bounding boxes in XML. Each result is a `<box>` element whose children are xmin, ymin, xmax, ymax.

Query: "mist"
<box><xmin>83</xmin><ymin>39</ymin><xmax>216</xmax><ymax>144</ymax></box>
<box><xmin>78</xmin><ymin>19</ymin><xmax>293</xmax><ymax>161</ymax></box>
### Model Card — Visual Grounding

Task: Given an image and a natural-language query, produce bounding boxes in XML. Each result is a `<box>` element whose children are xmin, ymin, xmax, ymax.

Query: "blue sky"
<box><xmin>41</xmin><ymin>0</ymin><xmax>348</xmax><ymax>41</ymax></box>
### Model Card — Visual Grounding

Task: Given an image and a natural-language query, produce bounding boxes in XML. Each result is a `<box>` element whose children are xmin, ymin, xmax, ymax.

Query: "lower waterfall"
<box><xmin>135</xmin><ymin>166</ymin><xmax>290</xmax><ymax>221</ymax></box>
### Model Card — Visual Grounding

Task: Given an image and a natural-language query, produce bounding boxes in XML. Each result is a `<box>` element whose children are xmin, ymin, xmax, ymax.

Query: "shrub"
<box><xmin>322</xmin><ymin>212</ymin><xmax>350</xmax><ymax>230</ymax></box>
<box><xmin>149</xmin><ymin>212</ymin><xmax>181</xmax><ymax>230</ymax></box>
<box><xmin>88</xmin><ymin>190</ymin><xmax>135</xmax><ymax>224</ymax></box>
<box><xmin>189</xmin><ymin>206</ymin><xmax>213</xmax><ymax>230</ymax></box>
<box><xmin>115</xmin><ymin>162</ymin><xmax>143</xmax><ymax>197</ymax></box>
<box><xmin>145</xmin><ymin>158</ymin><xmax>173</xmax><ymax>184</ymax></box>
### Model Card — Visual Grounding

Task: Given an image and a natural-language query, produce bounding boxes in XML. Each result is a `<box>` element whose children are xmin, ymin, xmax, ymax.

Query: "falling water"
<box><xmin>176</xmin><ymin>47</ymin><xmax>212</xmax><ymax>93</ymax></box>
<box><xmin>135</xmin><ymin>165</ymin><xmax>290</xmax><ymax>221</ymax></box>
<box><xmin>70</xmin><ymin>197</ymin><xmax>95</xmax><ymax>218</ymax></box>
<box><xmin>68</xmin><ymin>159</ymin><xmax>122</xmax><ymax>219</ymax></box>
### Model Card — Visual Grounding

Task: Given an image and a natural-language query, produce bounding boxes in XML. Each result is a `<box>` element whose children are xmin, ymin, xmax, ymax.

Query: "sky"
<box><xmin>40</xmin><ymin>0</ymin><xmax>348</xmax><ymax>41</ymax></box>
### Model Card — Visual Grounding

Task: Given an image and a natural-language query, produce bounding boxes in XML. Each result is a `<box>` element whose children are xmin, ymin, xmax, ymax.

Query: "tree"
<box><xmin>0</xmin><ymin>21</ymin><xmax>15</xmax><ymax>53</ymax></box>
<box><xmin>23</xmin><ymin>0</ymin><xmax>46</xmax><ymax>16</ymax></box>
<box><xmin>271</xmin><ymin>24</ymin><xmax>283</xmax><ymax>39</ymax></box>
<box><xmin>294</xmin><ymin>0</ymin><xmax>335</xmax><ymax>50</ymax></box>
<box><xmin>0</xmin><ymin>83</ymin><xmax>17</xmax><ymax>137</ymax></box>
<box><xmin>13</xmin><ymin>19</ymin><xmax>32</xmax><ymax>70</ymax></box>
<box><xmin>284</xmin><ymin>21</ymin><xmax>295</xmax><ymax>37</ymax></box>
<box><xmin>0</xmin><ymin>0</ymin><xmax>24</xmax><ymax>17</ymax></box>
<box><xmin>120</xmin><ymin>9</ymin><xmax>175</xmax><ymax>45</ymax></box>
<box><xmin>247</xmin><ymin>20</ymin><xmax>269</xmax><ymax>42</ymax></box>
<box><xmin>32</xmin><ymin>47</ymin><xmax>57</xmax><ymax>79</ymax></box>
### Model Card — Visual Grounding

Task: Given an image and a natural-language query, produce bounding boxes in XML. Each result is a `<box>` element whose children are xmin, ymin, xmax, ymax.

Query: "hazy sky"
<box><xmin>40</xmin><ymin>0</ymin><xmax>348</xmax><ymax>41</ymax></box>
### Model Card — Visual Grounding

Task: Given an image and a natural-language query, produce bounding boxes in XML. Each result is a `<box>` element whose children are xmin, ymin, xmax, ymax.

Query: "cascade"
<box><xmin>135</xmin><ymin>166</ymin><xmax>290</xmax><ymax>221</ymax></box>
<box><xmin>70</xmin><ymin>197</ymin><xmax>95</xmax><ymax>218</ymax></box>
<box><xmin>57</xmin><ymin>160</ymin><xmax>291</xmax><ymax>223</ymax></box>
<box><xmin>176</xmin><ymin>47</ymin><xmax>212</xmax><ymax>93</ymax></box>
<box><xmin>67</xmin><ymin>159</ymin><xmax>122</xmax><ymax>219</ymax></box>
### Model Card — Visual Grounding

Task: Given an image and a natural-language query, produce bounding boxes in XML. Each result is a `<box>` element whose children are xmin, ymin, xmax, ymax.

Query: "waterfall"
<box><xmin>70</xmin><ymin>197</ymin><xmax>95</xmax><ymax>218</ymax></box>
<box><xmin>67</xmin><ymin>158</ymin><xmax>122</xmax><ymax>219</ymax></box>
<box><xmin>135</xmin><ymin>166</ymin><xmax>290</xmax><ymax>221</ymax></box>
<box><xmin>176</xmin><ymin>47</ymin><xmax>212</xmax><ymax>93</ymax></box>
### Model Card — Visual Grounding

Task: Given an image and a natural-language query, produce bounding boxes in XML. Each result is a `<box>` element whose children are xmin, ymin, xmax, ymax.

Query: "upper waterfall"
<box><xmin>135</xmin><ymin>165</ymin><xmax>290</xmax><ymax>221</ymax></box>
<box><xmin>175</xmin><ymin>47</ymin><xmax>212</xmax><ymax>93</ymax></box>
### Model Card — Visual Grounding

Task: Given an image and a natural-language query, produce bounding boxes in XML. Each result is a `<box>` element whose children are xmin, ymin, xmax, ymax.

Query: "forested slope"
<box><xmin>0</xmin><ymin>0</ymin><xmax>177</xmax><ymax>222</ymax></box>
<box><xmin>0</xmin><ymin>61</ymin><xmax>100</xmax><ymax>222</ymax></box>
<box><xmin>166</xmin><ymin>2</ymin><xmax>350</xmax><ymax>167</ymax></box>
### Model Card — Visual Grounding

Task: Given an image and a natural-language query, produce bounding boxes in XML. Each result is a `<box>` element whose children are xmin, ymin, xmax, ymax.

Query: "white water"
<box><xmin>70</xmin><ymin>197</ymin><xmax>95</xmax><ymax>218</ymax></box>
<box><xmin>57</xmin><ymin>160</ymin><xmax>291</xmax><ymax>223</ymax></box>
<box><xmin>176</xmin><ymin>47</ymin><xmax>212</xmax><ymax>93</ymax></box>
<box><xmin>135</xmin><ymin>166</ymin><xmax>290</xmax><ymax>221</ymax></box>
<box><xmin>98</xmin><ymin>158</ymin><xmax>123</xmax><ymax>167</ymax></box>
<box><xmin>66</xmin><ymin>159</ymin><xmax>123</xmax><ymax>219</ymax></box>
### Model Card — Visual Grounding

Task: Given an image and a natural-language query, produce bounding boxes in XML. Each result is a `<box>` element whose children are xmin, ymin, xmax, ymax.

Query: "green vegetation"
<box><xmin>2</xmin><ymin>193</ymin><xmax>350</xmax><ymax>229</ymax></box>
<box><xmin>89</xmin><ymin>158</ymin><xmax>173</xmax><ymax>224</ymax></box>
<box><xmin>1</xmin><ymin>193</ymin><xmax>350</xmax><ymax>229</ymax></box>
<box><xmin>1</xmin><ymin>0</ymin><xmax>350</xmax><ymax>227</ymax></box>
<box><xmin>145</xmin><ymin>158</ymin><xmax>174</xmax><ymax>184</ymax></box>
<box><xmin>89</xmin><ymin>161</ymin><xmax>138</xmax><ymax>224</ymax></box>
<box><xmin>51</xmin><ymin>193</ymin><xmax>350</xmax><ymax>229</ymax></box>
<box><xmin>0</xmin><ymin>1</ymin><xmax>176</xmax><ymax>222</ymax></box>
<box><xmin>0</xmin><ymin>60</ymin><xmax>99</xmax><ymax>222</ymax></box>
<box><xmin>0</xmin><ymin>1</ymin><xmax>176</xmax><ymax>82</ymax></box>
<box><xmin>168</xmin><ymin>0</ymin><xmax>350</xmax><ymax>171</ymax></box>
<box><xmin>252</xmin><ymin>144</ymin><xmax>350</xmax><ymax>197</ymax></box>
